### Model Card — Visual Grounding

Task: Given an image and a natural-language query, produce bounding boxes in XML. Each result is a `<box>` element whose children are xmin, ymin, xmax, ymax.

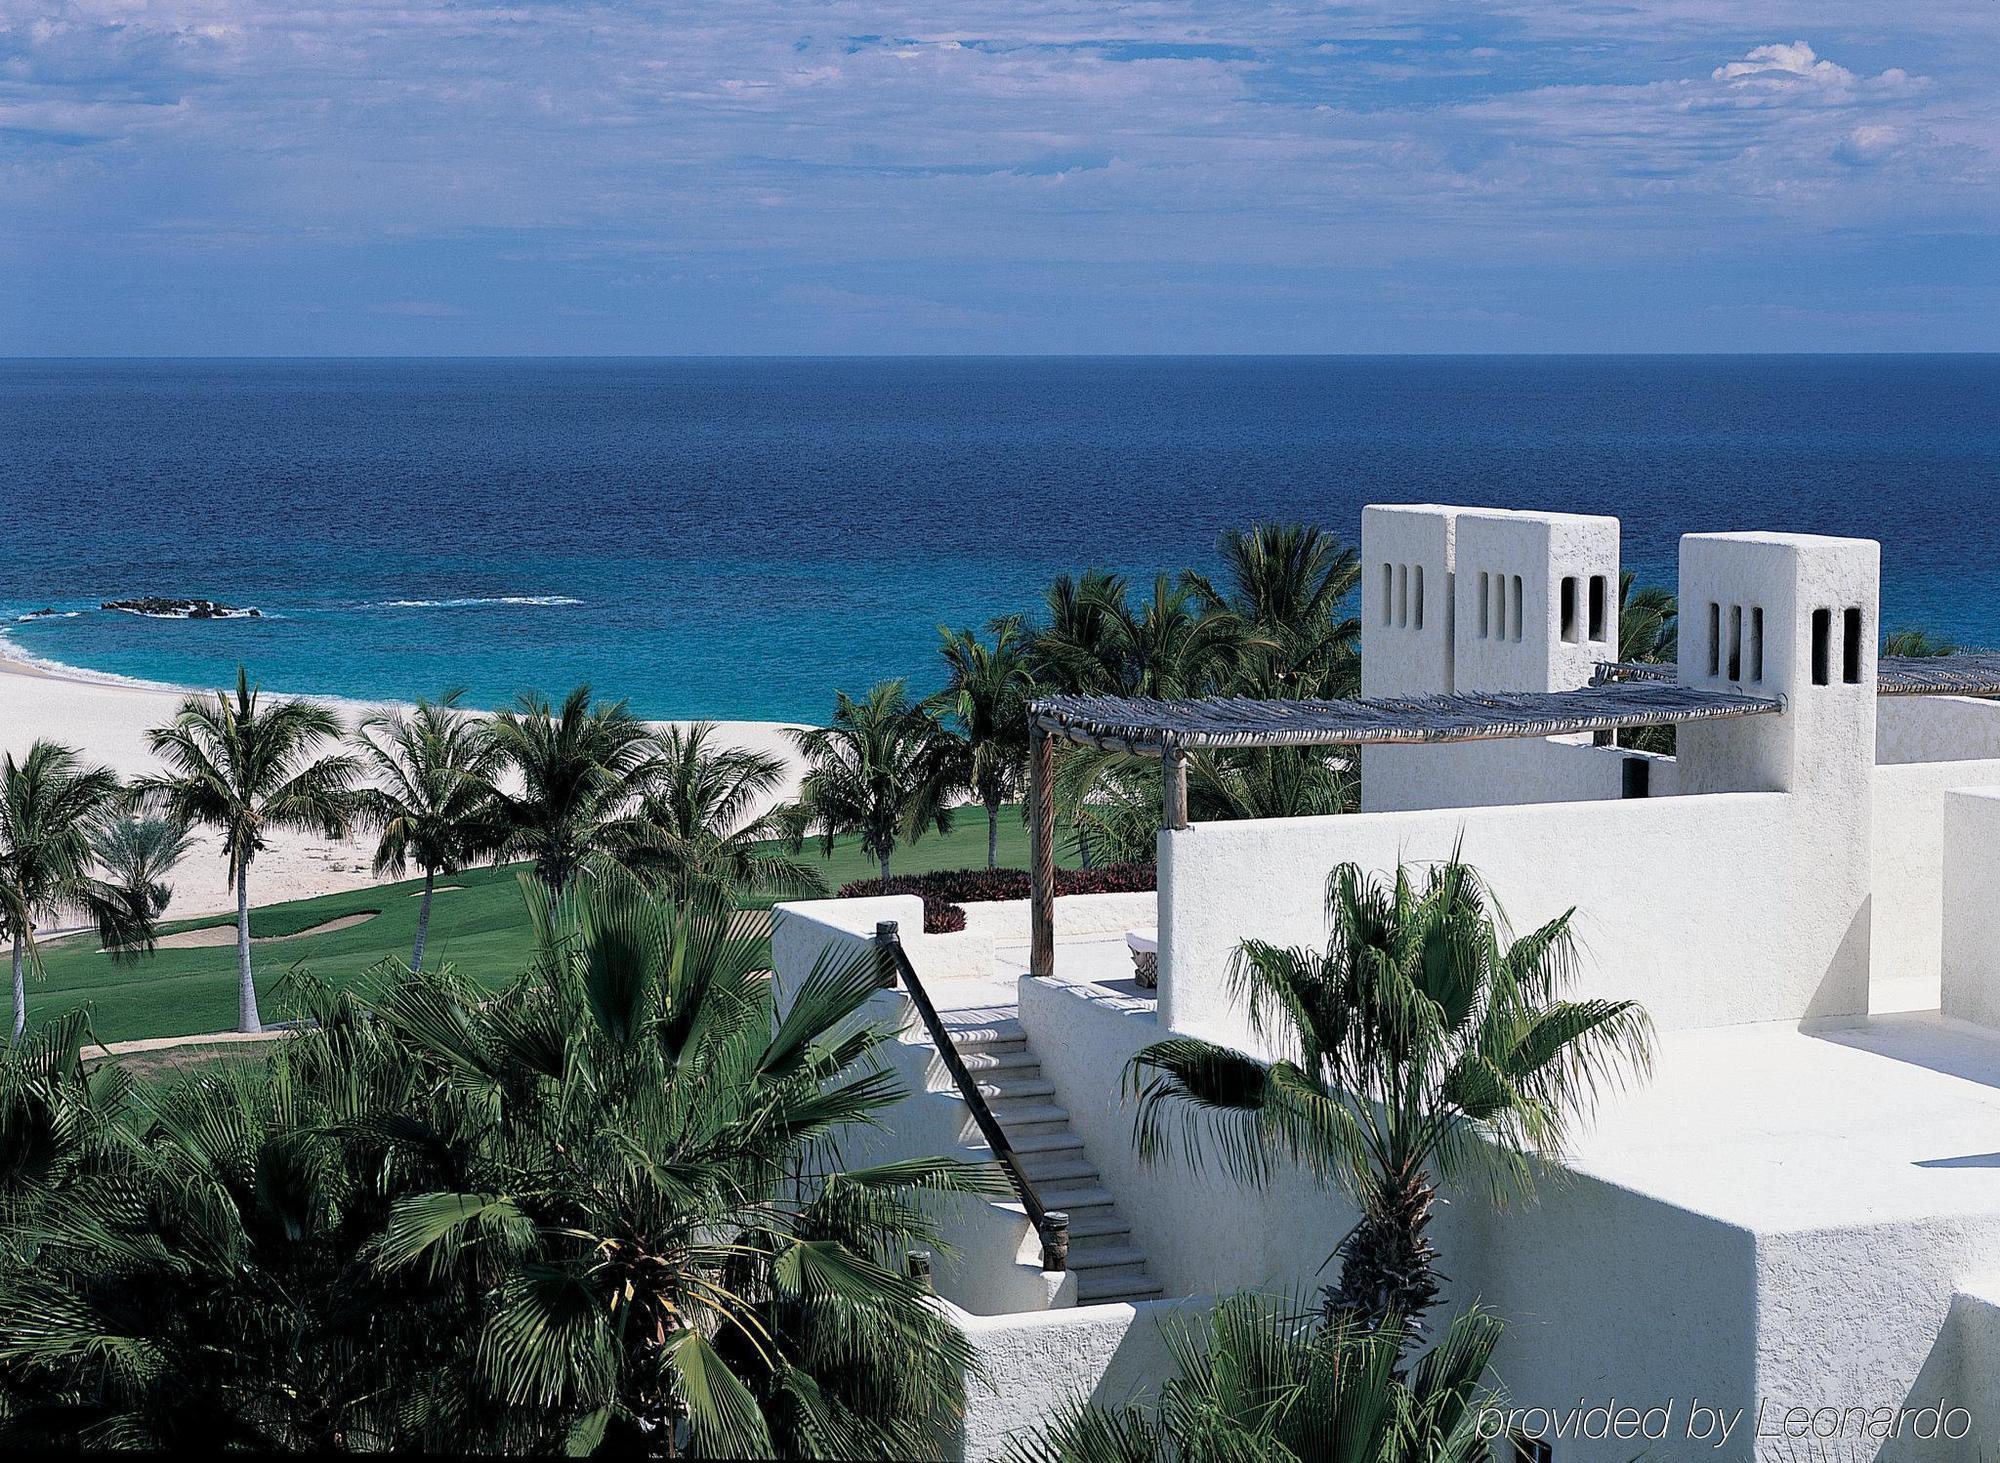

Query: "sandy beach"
<box><xmin>0</xmin><ymin>646</ymin><xmax>807</xmax><ymax>921</ymax></box>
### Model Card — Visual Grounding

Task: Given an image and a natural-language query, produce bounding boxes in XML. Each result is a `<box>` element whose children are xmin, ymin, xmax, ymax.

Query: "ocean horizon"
<box><xmin>3</xmin><ymin>354</ymin><xmax>1995</xmax><ymax>722</ymax></box>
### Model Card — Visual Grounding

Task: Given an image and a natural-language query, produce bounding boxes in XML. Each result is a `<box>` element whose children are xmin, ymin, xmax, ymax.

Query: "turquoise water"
<box><xmin>1</xmin><ymin>356</ymin><xmax>1995</xmax><ymax>721</ymax></box>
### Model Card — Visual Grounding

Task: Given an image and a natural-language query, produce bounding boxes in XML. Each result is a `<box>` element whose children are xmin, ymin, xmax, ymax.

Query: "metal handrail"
<box><xmin>874</xmin><ymin>921</ymin><xmax>1069</xmax><ymax>1272</ymax></box>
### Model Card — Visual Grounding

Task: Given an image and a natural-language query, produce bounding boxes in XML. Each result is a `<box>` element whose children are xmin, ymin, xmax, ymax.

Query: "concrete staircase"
<box><xmin>942</xmin><ymin>1014</ymin><xmax>1163</xmax><ymax>1305</ymax></box>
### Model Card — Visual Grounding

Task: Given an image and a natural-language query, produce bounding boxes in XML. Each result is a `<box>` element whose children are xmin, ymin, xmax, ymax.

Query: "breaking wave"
<box><xmin>375</xmin><ymin>595</ymin><xmax>584</xmax><ymax>609</ymax></box>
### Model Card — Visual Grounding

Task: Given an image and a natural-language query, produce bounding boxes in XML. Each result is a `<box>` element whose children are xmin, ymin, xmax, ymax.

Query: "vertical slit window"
<box><xmin>1707</xmin><ymin>603</ymin><xmax>1721</xmax><ymax>678</ymax></box>
<box><xmin>1509</xmin><ymin>575</ymin><xmax>1523</xmax><ymax>641</ymax></box>
<box><xmin>1812</xmin><ymin>609</ymin><xmax>1831</xmax><ymax>686</ymax></box>
<box><xmin>1477</xmin><ymin>572</ymin><xmax>1490</xmax><ymax>638</ymax></box>
<box><xmin>1750</xmin><ymin>608</ymin><xmax>1764</xmax><ymax>683</ymax></box>
<box><xmin>1843</xmin><ymin>607</ymin><xmax>1862</xmax><ymax>684</ymax></box>
<box><xmin>1589</xmin><ymin>575</ymin><xmax>1608</xmax><ymax>642</ymax></box>
<box><xmin>1560</xmin><ymin>576</ymin><xmax>1579</xmax><ymax>645</ymax></box>
<box><xmin>1494</xmin><ymin>574</ymin><xmax>1507</xmax><ymax>639</ymax></box>
<box><xmin>1727</xmin><ymin>605</ymin><xmax>1743</xmax><ymax>681</ymax></box>
<box><xmin>1381</xmin><ymin>564</ymin><xmax>1392</xmax><ymax>625</ymax></box>
<box><xmin>1413</xmin><ymin>566</ymin><xmax>1424</xmax><ymax>630</ymax></box>
<box><xmin>1396</xmin><ymin>564</ymin><xmax>1409</xmax><ymax>627</ymax></box>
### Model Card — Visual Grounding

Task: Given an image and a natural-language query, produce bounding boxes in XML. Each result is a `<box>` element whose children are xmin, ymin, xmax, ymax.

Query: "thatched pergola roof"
<box><xmin>1027</xmin><ymin>682</ymin><xmax>1780</xmax><ymax>757</ymax></box>
<box><xmin>1598</xmin><ymin>653</ymin><xmax>2000</xmax><ymax>698</ymax></box>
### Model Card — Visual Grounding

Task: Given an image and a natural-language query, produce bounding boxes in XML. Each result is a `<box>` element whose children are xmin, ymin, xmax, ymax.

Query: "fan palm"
<box><xmin>1190</xmin><ymin>523</ymin><xmax>1362</xmax><ymax>697</ymax></box>
<box><xmin>628</xmin><ymin>723</ymin><xmax>824</xmax><ymax>904</ymax></box>
<box><xmin>1004</xmin><ymin>1294</ymin><xmax>1503</xmax><ymax>1463</ymax></box>
<box><xmin>1616</xmin><ymin>574</ymin><xmax>1679</xmax><ymax>753</ymax></box>
<box><xmin>352</xmin><ymin>689</ymin><xmax>505</xmax><ymax>972</ymax></box>
<box><xmin>365</xmin><ymin>872</ymin><xmax>1000</xmax><ymax>1456</ymax></box>
<box><xmin>1064</xmin><ymin>747</ymin><xmax>1356</xmax><ymax>867</ymax></box>
<box><xmin>1031</xmin><ymin>570</ymin><xmax>1134</xmax><ymax>696</ymax></box>
<box><xmin>88</xmin><ymin>814</ymin><xmax>196</xmax><ymax>922</ymax></box>
<box><xmin>0</xmin><ymin>987</ymin><xmax>486</xmax><ymax>1452</ymax></box>
<box><xmin>139</xmin><ymin>667</ymin><xmax>358</xmax><ymax>1033</ymax></box>
<box><xmin>486</xmin><ymin>684</ymin><xmax>661</xmax><ymax>897</ymax></box>
<box><xmin>931</xmin><ymin>618</ymin><xmax>1037</xmax><ymax>868</ymax></box>
<box><xmin>1</xmin><ymin>742</ymin><xmax>153</xmax><ymax>1040</ymax></box>
<box><xmin>786</xmin><ymin>681</ymin><xmax>959</xmax><ymax>889</ymax></box>
<box><xmin>1128</xmin><ymin>856</ymin><xmax>1652</xmax><ymax>1338</ymax></box>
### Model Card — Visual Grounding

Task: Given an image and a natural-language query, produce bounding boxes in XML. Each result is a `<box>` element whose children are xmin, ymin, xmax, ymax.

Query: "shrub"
<box><xmin>837</xmin><ymin>863</ymin><xmax>1156</xmax><ymax>933</ymax></box>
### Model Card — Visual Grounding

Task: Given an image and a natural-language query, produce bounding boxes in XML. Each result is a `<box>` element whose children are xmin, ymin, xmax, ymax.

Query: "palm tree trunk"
<box><xmin>1324</xmin><ymin>1172</ymin><xmax>1442</xmax><ymax>1339</ymax></box>
<box><xmin>10</xmin><ymin>931</ymin><xmax>24</xmax><ymax>1041</ymax></box>
<box><xmin>411</xmin><ymin>868</ymin><xmax>436</xmax><ymax>973</ymax></box>
<box><xmin>986</xmin><ymin>798</ymin><xmax>1000</xmax><ymax>869</ymax></box>
<box><xmin>235</xmin><ymin>862</ymin><xmax>261</xmax><ymax>1033</ymax></box>
<box><xmin>878</xmin><ymin>856</ymin><xmax>892</xmax><ymax>891</ymax></box>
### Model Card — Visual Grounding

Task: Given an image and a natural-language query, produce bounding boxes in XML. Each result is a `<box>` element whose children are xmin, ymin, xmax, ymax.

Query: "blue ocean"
<box><xmin>1</xmin><ymin>357</ymin><xmax>1994</xmax><ymax>722</ymax></box>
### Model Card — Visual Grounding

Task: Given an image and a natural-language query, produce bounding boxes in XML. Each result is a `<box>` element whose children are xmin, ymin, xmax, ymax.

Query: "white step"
<box><xmin>1063</xmin><ymin>1211</ymin><xmax>1132</xmax><ymax>1240</ymax></box>
<box><xmin>988</xmin><ymin>1130</ymin><xmax>1085</xmax><ymax>1157</ymax></box>
<box><xmin>1077</xmin><ymin>1274</ymin><xmax>1166</xmax><ymax>1303</ymax></box>
<box><xmin>946</xmin><ymin>1019</ymin><xmax>1026</xmax><ymax>1049</ymax></box>
<box><xmin>982</xmin><ymin>1100</ymin><xmax>1069</xmax><ymax>1126</ymax></box>
<box><xmin>974</xmin><ymin>1075</ymin><xmax>1056</xmax><ymax>1101</ymax></box>
<box><xmin>1019</xmin><ymin>1154</ymin><xmax>1099</xmax><ymax>1184</ymax></box>
<box><xmin>956</xmin><ymin>1047</ymin><xmax>1041</xmax><ymax>1073</ymax></box>
<box><xmin>1067</xmin><ymin>1242</ymin><xmax>1147</xmax><ymax>1271</ymax></box>
<box><xmin>1035</xmin><ymin>1183</ymin><xmax>1116</xmax><ymax>1212</ymax></box>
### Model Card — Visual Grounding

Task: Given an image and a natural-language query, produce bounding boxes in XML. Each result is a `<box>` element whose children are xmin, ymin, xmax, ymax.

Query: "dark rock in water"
<box><xmin>20</xmin><ymin>607</ymin><xmax>60</xmax><ymax>619</ymax></box>
<box><xmin>102</xmin><ymin>597</ymin><xmax>259</xmax><ymax>621</ymax></box>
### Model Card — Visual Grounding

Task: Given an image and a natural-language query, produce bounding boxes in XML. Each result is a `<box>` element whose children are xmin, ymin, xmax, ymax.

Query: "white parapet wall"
<box><xmin>1942</xmin><ymin>789</ymin><xmax>2000</xmax><ymax>1030</ymax></box>
<box><xmin>1157</xmin><ymin>790</ymin><xmax>1872</xmax><ymax>1042</ymax></box>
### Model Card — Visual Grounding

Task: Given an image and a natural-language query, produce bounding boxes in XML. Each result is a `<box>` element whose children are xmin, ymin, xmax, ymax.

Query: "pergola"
<box><xmin>1020</xmin><ymin>679</ymin><xmax>1784</xmax><ymax>980</ymax></box>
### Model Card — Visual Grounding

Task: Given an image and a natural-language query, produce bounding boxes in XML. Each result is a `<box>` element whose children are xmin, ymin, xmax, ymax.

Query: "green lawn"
<box><xmin>33</xmin><ymin>807</ymin><xmax>1065</xmax><ymax>1046</ymax></box>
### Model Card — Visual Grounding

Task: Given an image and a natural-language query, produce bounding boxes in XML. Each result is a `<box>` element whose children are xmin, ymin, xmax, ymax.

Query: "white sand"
<box><xmin>0</xmin><ymin>647</ymin><xmax>807</xmax><ymax>921</ymax></box>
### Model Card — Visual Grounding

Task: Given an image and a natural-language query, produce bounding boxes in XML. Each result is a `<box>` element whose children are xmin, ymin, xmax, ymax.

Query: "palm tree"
<box><xmin>931</xmin><ymin>618</ymin><xmax>1037</xmax><ymax>868</ymax></box>
<box><xmin>786</xmin><ymin>680</ymin><xmax>958</xmax><ymax>888</ymax></box>
<box><xmin>486</xmin><ymin>684</ymin><xmax>661</xmax><ymax>897</ymax></box>
<box><xmin>352</xmin><ymin>690</ymin><xmax>504</xmax><ymax>973</ymax></box>
<box><xmin>1031</xmin><ymin>569</ymin><xmax>1134</xmax><ymax>696</ymax></box>
<box><xmin>629</xmin><ymin>723</ymin><xmax>824</xmax><ymax>903</ymax></box>
<box><xmin>1191</xmin><ymin>522</ymin><xmax>1362</xmax><ymax>697</ymax></box>
<box><xmin>0</xmin><ymin>742</ymin><xmax>152</xmax><ymax>1040</ymax></box>
<box><xmin>1119</xmin><ymin>573</ymin><xmax>1252</xmax><ymax>699</ymax></box>
<box><xmin>1618</xmin><ymin>571</ymin><xmax>1677</xmax><ymax>666</ymax></box>
<box><xmin>139</xmin><ymin>667</ymin><xmax>358</xmax><ymax>1033</ymax></box>
<box><xmin>1127</xmin><ymin>856</ymin><xmax>1652</xmax><ymax>1338</ymax></box>
<box><xmin>1065</xmin><ymin>747</ymin><xmax>1355</xmax><ymax>867</ymax></box>
<box><xmin>366</xmin><ymin>874</ymin><xmax>999</xmax><ymax>1455</ymax></box>
<box><xmin>1883</xmin><ymin>626</ymin><xmax>1958</xmax><ymax>657</ymax></box>
<box><xmin>89</xmin><ymin>814</ymin><xmax>197</xmax><ymax>922</ymax></box>
<box><xmin>1005</xmin><ymin>1294</ymin><xmax>1503</xmax><ymax>1463</ymax></box>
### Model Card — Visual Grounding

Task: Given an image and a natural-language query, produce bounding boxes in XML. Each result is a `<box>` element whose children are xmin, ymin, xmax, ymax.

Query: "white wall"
<box><xmin>1875</xmin><ymin>766</ymin><xmax>2000</xmax><ymax>998</ymax></box>
<box><xmin>1362</xmin><ymin>735</ymin><xmax>1675</xmax><ymax>813</ymax></box>
<box><xmin>1157</xmin><ymin>791</ymin><xmax>1871</xmax><ymax>1044</ymax></box>
<box><xmin>949</xmin><ymin>1296</ymin><xmax>1211</xmax><ymax>1461</ymax></box>
<box><xmin>1879</xmin><ymin>696</ymin><xmax>2000</xmax><ymax>766</ymax></box>
<box><xmin>1942</xmin><ymin>789</ymin><xmax>2000</xmax><ymax>1030</ymax></box>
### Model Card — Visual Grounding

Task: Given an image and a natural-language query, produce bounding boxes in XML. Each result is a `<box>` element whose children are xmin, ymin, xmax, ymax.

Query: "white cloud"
<box><xmin>1713</xmin><ymin>41</ymin><xmax>1854</xmax><ymax>86</ymax></box>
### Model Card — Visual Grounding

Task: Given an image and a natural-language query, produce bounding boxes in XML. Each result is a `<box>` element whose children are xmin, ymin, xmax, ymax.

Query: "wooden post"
<box><xmin>1162</xmin><ymin>745</ymin><xmax>1190</xmax><ymax>831</ymax></box>
<box><xmin>1029</xmin><ymin>723</ymin><xmax>1055</xmax><ymax>979</ymax></box>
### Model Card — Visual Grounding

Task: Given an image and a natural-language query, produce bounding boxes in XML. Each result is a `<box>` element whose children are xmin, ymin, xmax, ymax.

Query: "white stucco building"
<box><xmin>774</xmin><ymin>507</ymin><xmax>2000</xmax><ymax>1461</ymax></box>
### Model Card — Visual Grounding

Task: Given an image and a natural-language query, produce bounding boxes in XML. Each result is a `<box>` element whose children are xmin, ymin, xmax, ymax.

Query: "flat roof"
<box><xmin>1597</xmin><ymin>653</ymin><xmax>2000</xmax><ymax>698</ymax></box>
<box><xmin>1029</xmin><ymin>682</ymin><xmax>1781</xmax><ymax>755</ymax></box>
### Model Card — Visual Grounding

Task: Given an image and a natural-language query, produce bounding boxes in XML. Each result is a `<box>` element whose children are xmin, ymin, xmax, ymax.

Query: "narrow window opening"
<box><xmin>1477</xmin><ymin>572</ymin><xmax>1490</xmax><ymax>638</ymax></box>
<box><xmin>1588</xmin><ymin>574</ymin><xmax>1608</xmax><ymax>642</ymax></box>
<box><xmin>1707</xmin><ymin>603</ymin><xmax>1721</xmax><ymax>678</ymax></box>
<box><xmin>1843</xmin><ymin>606</ymin><xmax>1862</xmax><ymax>684</ymax></box>
<box><xmin>1413</xmin><ymin>566</ymin><xmax>1425</xmax><ymax>630</ymax></box>
<box><xmin>1381</xmin><ymin>563</ymin><xmax>1392</xmax><ymax>625</ymax></box>
<box><xmin>1559</xmin><ymin>576</ymin><xmax>1579</xmax><ymax>645</ymax></box>
<box><xmin>1727</xmin><ymin>605</ymin><xmax>1743</xmax><ymax>682</ymax></box>
<box><xmin>1622</xmin><ymin>757</ymin><xmax>1651</xmax><ymax>799</ymax></box>
<box><xmin>1509</xmin><ymin>574</ymin><xmax>1523</xmax><ymax>642</ymax></box>
<box><xmin>1750</xmin><ymin>607</ymin><xmax>1764</xmax><ymax>683</ymax></box>
<box><xmin>1396</xmin><ymin>564</ymin><xmax>1409</xmax><ymax>628</ymax></box>
<box><xmin>1494</xmin><ymin>573</ymin><xmax>1506</xmax><ymax>640</ymax></box>
<box><xmin>1811</xmin><ymin>608</ymin><xmax>1831</xmax><ymax>686</ymax></box>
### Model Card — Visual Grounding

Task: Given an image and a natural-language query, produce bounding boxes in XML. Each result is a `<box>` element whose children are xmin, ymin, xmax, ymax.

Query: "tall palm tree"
<box><xmin>352</xmin><ymin>689</ymin><xmax>505</xmax><ymax>973</ymax></box>
<box><xmin>1064</xmin><ymin>746</ymin><xmax>1356</xmax><ymax>867</ymax></box>
<box><xmin>629</xmin><ymin>723</ymin><xmax>823</xmax><ymax>904</ymax></box>
<box><xmin>1191</xmin><ymin>522</ymin><xmax>1362</xmax><ymax>697</ymax></box>
<box><xmin>0</xmin><ymin>742</ymin><xmax>152</xmax><ymax>1040</ymax></box>
<box><xmin>931</xmin><ymin>618</ymin><xmax>1037</xmax><ymax>868</ymax></box>
<box><xmin>1005</xmin><ymin>1294</ymin><xmax>1503</xmax><ymax>1463</ymax></box>
<box><xmin>88</xmin><ymin>814</ymin><xmax>197</xmax><ymax>922</ymax></box>
<box><xmin>139</xmin><ymin>667</ymin><xmax>358</xmax><ymax>1033</ymax></box>
<box><xmin>1031</xmin><ymin>569</ymin><xmax>1134</xmax><ymax>696</ymax></box>
<box><xmin>786</xmin><ymin>680</ymin><xmax>958</xmax><ymax>889</ymax></box>
<box><xmin>1128</xmin><ymin>856</ymin><xmax>1652</xmax><ymax>1338</ymax></box>
<box><xmin>486</xmin><ymin>685</ymin><xmax>661</xmax><ymax>897</ymax></box>
<box><xmin>1119</xmin><ymin>573</ymin><xmax>1252</xmax><ymax>699</ymax></box>
<box><xmin>1617</xmin><ymin>570</ymin><xmax>1677</xmax><ymax>666</ymax></box>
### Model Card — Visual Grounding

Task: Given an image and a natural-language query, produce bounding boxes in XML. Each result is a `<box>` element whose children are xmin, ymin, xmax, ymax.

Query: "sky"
<box><xmin>2</xmin><ymin>0</ymin><xmax>1996</xmax><ymax>354</ymax></box>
